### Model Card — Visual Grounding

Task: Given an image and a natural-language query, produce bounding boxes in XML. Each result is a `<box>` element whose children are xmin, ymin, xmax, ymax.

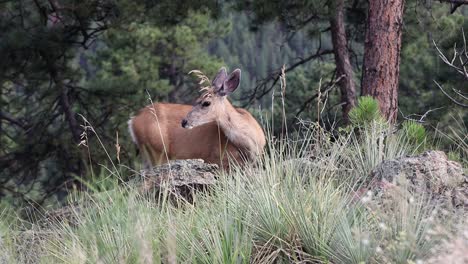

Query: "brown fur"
<box><xmin>129</xmin><ymin>102</ymin><xmax>262</xmax><ymax>169</ymax></box>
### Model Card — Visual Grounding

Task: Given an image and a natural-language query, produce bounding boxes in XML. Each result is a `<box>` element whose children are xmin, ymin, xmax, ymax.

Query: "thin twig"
<box><xmin>295</xmin><ymin>74</ymin><xmax>345</xmax><ymax>117</ymax></box>
<box><xmin>434</xmin><ymin>80</ymin><xmax>468</xmax><ymax>107</ymax></box>
<box><xmin>399</xmin><ymin>107</ymin><xmax>445</xmax><ymax>123</ymax></box>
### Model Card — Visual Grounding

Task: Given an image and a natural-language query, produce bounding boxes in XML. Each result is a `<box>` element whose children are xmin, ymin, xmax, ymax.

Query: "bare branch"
<box><xmin>432</xmin><ymin>29</ymin><xmax>468</xmax><ymax>108</ymax></box>
<box><xmin>452</xmin><ymin>88</ymin><xmax>468</xmax><ymax>100</ymax></box>
<box><xmin>0</xmin><ymin>111</ymin><xmax>26</xmax><ymax>129</ymax></box>
<box><xmin>434</xmin><ymin>80</ymin><xmax>468</xmax><ymax>107</ymax></box>
<box><xmin>433</xmin><ymin>39</ymin><xmax>468</xmax><ymax>79</ymax></box>
<box><xmin>399</xmin><ymin>107</ymin><xmax>444</xmax><ymax>123</ymax></box>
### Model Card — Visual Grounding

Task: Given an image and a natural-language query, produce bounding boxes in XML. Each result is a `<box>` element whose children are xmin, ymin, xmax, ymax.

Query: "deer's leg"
<box><xmin>152</xmin><ymin>151</ymin><xmax>168</xmax><ymax>166</ymax></box>
<box><xmin>144</xmin><ymin>144</ymin><xmax>170</xmax><ymax>167</ymax></box>
<box><xmin>140</xmin><ymin>145</ymin><xmax>155</xmax><ymax>171</ymax></box>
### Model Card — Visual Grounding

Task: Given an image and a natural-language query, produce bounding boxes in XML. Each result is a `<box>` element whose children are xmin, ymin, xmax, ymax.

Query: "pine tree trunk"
<box><xmin>330</xmin><ymin>0</ymin><xmax>356</xmax><ymax>124</ymax></box>
<box><xmin>361</xmin><ymin>0</ymin><xmax>405</xmax><ymax>122</ymax></box>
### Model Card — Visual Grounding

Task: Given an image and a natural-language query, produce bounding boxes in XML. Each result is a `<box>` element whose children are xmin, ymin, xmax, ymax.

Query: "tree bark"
<box><xmin>330</xmin><ymin>0</ymin><xmax>356</xmax><ymax>124</ymax></box>
<box><xmin>361</xmin><ymin>0</ymin><xmax>405</xmax><ymax>123</ymax></box>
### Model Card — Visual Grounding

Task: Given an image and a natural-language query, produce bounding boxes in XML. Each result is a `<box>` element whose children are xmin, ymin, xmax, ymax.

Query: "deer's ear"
<box><xmin>212</xmin><ymin>67</ymin><xmax>227</xmax><ymax>90</ymax></box>
<box><xmin>218</xmin><ymin>69</ymin><xmax>241</xmax><ymax>96</ymax></box>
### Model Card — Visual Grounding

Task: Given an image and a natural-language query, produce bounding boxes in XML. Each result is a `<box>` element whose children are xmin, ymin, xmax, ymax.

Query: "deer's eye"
<box><xmin>202</xmin><ymin>101</ymin><xmax>211</xmax><ymax>107</ymax></box>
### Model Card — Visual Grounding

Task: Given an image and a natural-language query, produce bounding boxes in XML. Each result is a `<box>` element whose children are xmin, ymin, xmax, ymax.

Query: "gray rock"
<box><xmin>137</xmin><ymin>159</ymin><xmax>219</xmax><ymax>201</ymax></box>
<box><xmin>425</xmin><ymin>234</ymin><xmax>468</xmax><ymax>264</ymax></box>
<box><xmin>370</xmin><ymin>150</ymin><xmax>467</xmax><ymax>209</ymax></box>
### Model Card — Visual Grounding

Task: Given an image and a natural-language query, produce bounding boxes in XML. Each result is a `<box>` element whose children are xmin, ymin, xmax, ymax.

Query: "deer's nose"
<box><xmin>181</xmin><ymin>119</ymin><xmax>188</xmax><ymax>128</ymax></box>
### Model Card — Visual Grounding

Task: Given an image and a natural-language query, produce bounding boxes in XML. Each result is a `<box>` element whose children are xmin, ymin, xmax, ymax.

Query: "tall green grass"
<box><xmin>2</xmin><ymin>119</ymin><xmax>463</xmax><ymax>264</ymax></box>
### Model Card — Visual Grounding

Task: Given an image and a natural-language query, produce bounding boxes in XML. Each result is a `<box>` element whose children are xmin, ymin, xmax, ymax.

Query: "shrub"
<box><xmin>400</xmin><ymin>120</ymin><xmax>427</xmax><ymax>151</ymax></box>
<box><xmin>349</xmin><ymin>96</ymin><xmax>384</xmax><ymax>127</ymax></box>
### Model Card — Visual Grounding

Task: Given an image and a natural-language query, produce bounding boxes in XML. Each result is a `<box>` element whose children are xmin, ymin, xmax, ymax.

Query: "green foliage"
<box><xmin>349</xmin><ymin>96</ymin><xmax>383</xmax><ymax>127</ymax></box>
<box><xmin>400</xmin><ymin>120</ymin><xmax>427</xmax><ymax>149</ymax></box>
<box><xmin>90</xmin><ymin>11</ymin><xmax>228</xmax><ymax>102</ymax></box>
<box><xmin>0</xmin><ymin>0</ymin><xmax>118</xmax><ymax>206</ymax></box>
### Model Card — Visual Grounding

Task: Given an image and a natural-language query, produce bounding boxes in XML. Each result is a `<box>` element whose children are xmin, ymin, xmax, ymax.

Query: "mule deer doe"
<box><xmin>128</xmin><ymin>67</ymin><xmax>266</xmax><ymax>169</ymax></box>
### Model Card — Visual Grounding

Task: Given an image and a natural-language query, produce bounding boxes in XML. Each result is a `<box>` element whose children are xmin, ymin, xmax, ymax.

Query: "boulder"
<box><xmin>137</xmin><ymin>159</ymin><xmax>219</xmax><ymax>201</ymax></box>
<box><xmin>370</xmin><ymin>150</ymin><xmax>467</xmax><ymax>209</ymax></box>
<box><xmin>425</xmin><ymin>234</ymin><xmax>468</xmax><ymax>264</ymax></box>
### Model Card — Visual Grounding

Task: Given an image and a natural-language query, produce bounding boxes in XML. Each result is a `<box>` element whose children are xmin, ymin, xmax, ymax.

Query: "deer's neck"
<box><xmin>216</xmin><ymin>101</ymin><xmax>263</xmax><ymax>158</ymax></box>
